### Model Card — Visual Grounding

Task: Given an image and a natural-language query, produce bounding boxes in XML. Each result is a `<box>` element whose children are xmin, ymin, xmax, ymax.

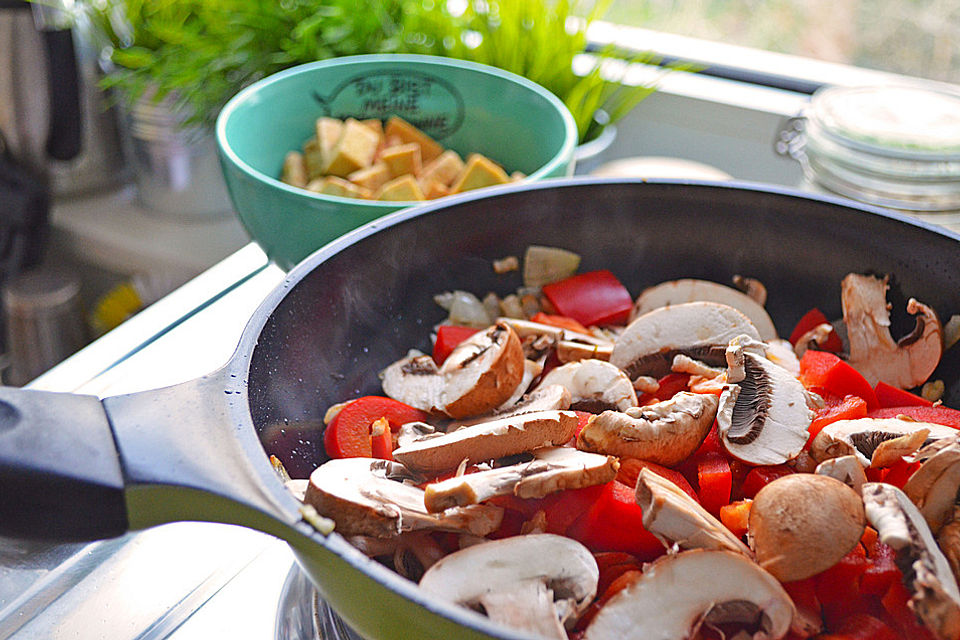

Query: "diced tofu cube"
<box><xmin>360</xmin><ymin>119</ymin><xmax>384</xmax><ymax>140</ymax></box>
<box><xmin>281</xmin><ymin>151</ymin><xmax>308</xmax><ymax>188</ymax></box>
<box><xmin>450</xmin><ymin>154</ymin><xmax>510</xmax><ymax>193</ymax></box>
<box><xmin>323</xmin><ymin>118</ymin><xmax>380</xmax><ymax>178</ymax></box>
<box><xmin>375</xmin><ymin>174</ymin><xmax>426</xmax><ymax>201</ymax></box>
<box><xmin>384</xmin><ymin>116</ymin><xmax>443</xmax><ymax>163</ymax></box>
<box><xmin>303</xmin><ymin>137</ymin><xmax>326</xmax><ymax>179</ymax></box>
<box><xmin>348</xmin><ymin>162</ymin><xmax>392</xmax><ymax>192</ymax></box>
<box><xmin>419</xmin><ymin>149</ymin><xmax>465</xmax><ymax>188</ymax></box>
<box><xmin>380</xmin><ymin>142</ymin><xmax>423</xmax><ymax>178</ymax></box>
<box><xmin>422</xmin><ymin>180</ymin><xmax>450</xmax><ymax>200</ymax></box>
<box><xmin>315</xmin><ymin>117</ymin><xmax>344</xmax><ymax>167</ymax></box>
<box><xmin>308</xmin><ymin>176</ymin><xmax>372</xmax><ymax>199</ymax></box>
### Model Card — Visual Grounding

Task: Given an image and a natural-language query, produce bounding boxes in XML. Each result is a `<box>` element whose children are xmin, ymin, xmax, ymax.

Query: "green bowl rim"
<box><xmin>215</xmin><ymin>54</ymin><xmax>579</xmax><ymax>207</ymax></box>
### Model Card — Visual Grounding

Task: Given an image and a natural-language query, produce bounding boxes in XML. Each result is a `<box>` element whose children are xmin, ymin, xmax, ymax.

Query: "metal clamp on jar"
<box><xmin>776</xmin><ymin>84</ymin><xmax>960</xmax><ymax>231</ymax></box>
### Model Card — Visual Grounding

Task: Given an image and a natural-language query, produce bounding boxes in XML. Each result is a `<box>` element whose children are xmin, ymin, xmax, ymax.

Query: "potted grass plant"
<box><xmin>398</xmin><ymin>0</ymin><xmax>662</xmax><ymax>153</ymax></box>
<box><xmin>79</xmin><ymin>0</ymin><xmax>660</xmax><ymax>139</ymax></box>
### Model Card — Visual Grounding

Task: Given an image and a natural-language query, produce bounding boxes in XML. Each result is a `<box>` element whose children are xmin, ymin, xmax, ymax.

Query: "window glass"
<box><xmin>606</xmin><ymin>0</ymin><xmax>960</xmax><ymax>84</ymax></box>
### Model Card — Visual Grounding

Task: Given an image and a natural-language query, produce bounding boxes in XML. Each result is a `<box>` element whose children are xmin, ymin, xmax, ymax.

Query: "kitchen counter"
<box><xmin>2</xmin><ymin>242</ymin><xmax>298</xmax><ymax>640</ymax></box>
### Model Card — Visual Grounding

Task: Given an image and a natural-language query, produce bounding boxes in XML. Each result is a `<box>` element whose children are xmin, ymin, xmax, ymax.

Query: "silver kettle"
<box><xmin>0</xmin><ymin>0</ymin><xmax>127</xmax><ymax>197</ymax></box>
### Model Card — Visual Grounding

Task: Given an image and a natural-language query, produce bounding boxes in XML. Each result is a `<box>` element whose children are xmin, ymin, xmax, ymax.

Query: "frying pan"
<box><xmin>3</xmin><ymin>179</ymin><xmax>960</xmax><ymax>640</ymax></box>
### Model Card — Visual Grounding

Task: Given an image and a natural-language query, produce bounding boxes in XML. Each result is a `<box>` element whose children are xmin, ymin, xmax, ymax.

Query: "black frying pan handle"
<box><xmin>0</xmin><ymin>387</ymin><xmax>128</xmax><ymax>541</ymax></box>
<box><xmin>41</xmin><ymin>27</ymin><xmax>83</xmax><ymax>161</ymax></box>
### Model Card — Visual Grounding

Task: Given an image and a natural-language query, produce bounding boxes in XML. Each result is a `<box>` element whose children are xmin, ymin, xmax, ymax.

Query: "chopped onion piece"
<box><xmin>522</xmin><ymin>245</ymin><xmax>581</xmax><ymax>287</ymax></box>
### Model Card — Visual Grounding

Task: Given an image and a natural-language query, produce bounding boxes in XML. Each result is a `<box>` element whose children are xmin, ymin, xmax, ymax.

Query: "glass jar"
<box><xmin>779</xmin><ymin>84</ymin><xmax>960</xmax><ymax>228</ymax></box>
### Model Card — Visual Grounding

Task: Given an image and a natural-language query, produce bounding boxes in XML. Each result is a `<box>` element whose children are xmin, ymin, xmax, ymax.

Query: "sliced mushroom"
<box><xmin>716</xmin><ymin>345</ymin><xmax>814</xmax><ymax>465</ymax></box>
<box><xmin>863</xmin><ymin>482</ymin><xmax>960</xmax><ymax>640</ymax></box>
<box><xmin>496</xmin><ymin>358</ymin><xmax>543</xmax><ymax>409</ymax></box>
<box><xmin>611</xmin><ymin>302</ymin><xmax>763</xmax><ymax>381</ymax></box>
<box><xmin>303</xmin><ymin>458</ymin><xmax>502</xmax><ymax>538</ymax></box>
<box><xmin>732</xmin><ymin>275</ymin><xmax>768</xmax><ymax>306</ymax></box>
<box><xmin>583</xmin><ymin>549</ymin><xmax>795</xmax><ymax>640</ymax></box>
<box><xmin>392</xmin><ymin>410</ymin><xmax>579</xmax><ymax>475</ymax></box>
<box><xmin>381</xmin><ymin>321</ymin><xmax>525</xmax><ymax>418</ymax></box>
<box><xmin>577</xmin><ymin>392</ymin><xmax>719</xmax><ymax>466</ymax></box>
<box><xmin>630</xmin><ymin>278</ymin><xmax>777</xmax><ymax>341</ymax></box>
<box><xmin>498</xmin><ymin>317</ymin><xmax>612</xmax><ymax>364</ymax></box>
<box><xmin>793</xmin><ymin>322</ymin><xmax>837</xmax><ymax>359</ymax></box>
<box><xmin>749</xmin><ymin>474</ymin><xmax>865</xmax><ymax>582</ymax></box>
<box><xmin>635</xmin><ymin>468</ymin><xmax>752</xmax><ymax>555</ymax></box>
<box><xmin>810</xmin><ymin>417</ymin><xmax>957</xmax><ymax>467</ymax></box>
<box><xmin>424</xmin><ymin>447</ymin><xmax>618</xmax><ymax>512</ymax></box>
<box><xmin>815</xmin><ymin>454</ymin><xmax>869</xmax><ymax>494</ymax></box>
<box><xmin>842</xmin><ymin>273</ymin><xmax>943</xmax><ymax>389</ymax></box>
<box><xmin>903</xmin><ymin>437</ymin><xmax>960</xmax><ymax>534</ymax></box>
<box><xmin>534</xmin><ymin>359</ymin><xmax>638</xmax><ymax>413</ymax></box>
<box><xmin>419</xmin><ymin>534</ymin><xmax>599</xmax><ymax>639</ymax></box>
<box><xmin>938</xmin><ymin>508</ymin><xmax>960</xmax><ymax>588</ymax></box>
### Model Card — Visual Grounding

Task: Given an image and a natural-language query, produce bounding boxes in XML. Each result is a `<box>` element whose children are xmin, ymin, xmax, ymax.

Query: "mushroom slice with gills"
<box><xmin>583</xmin><ymin>549</ymin><xmax>795</xmax><ymax>640</ymax></box>
<box><xmin>629</xmin><ymin>278</ymin><xmax>777</xmax><ymax>341</ymax></box>
<box><xmin>842</xmin><ymin>273</ymin><xmax>943</xmax><ymax>389</ymax></box>
<box><xmin>635</xmin><ymin>468</ymin><xmax>752</xmax><ymax>555</ymax></box>
<box><xmin>577</xmin><ymin>391</ymin><xmax>719</xmax><ymax>466</ymax></box>
<box><xmin>611</xmin><ymin>301</ymin><xmax>763</xmax><ymax>381</ymax></box>
<box><xmin>381</xmin><ymin>320</ymin><xmax>525</xmax><ymax>419</ymax></box>
<box><xmin>303</xmin><ymin>458</ymin><xmax>503</xmax><ymax>538</ymax></box>
<box><xmin>903</xmin><ymin>436</ymin><xmax>960</xmax><ymax>534</ymax></box>
<box><xmin>418</xmin><ymin>534</ymin><xmax>599</xmax><ymax>639</ymax></box>
<box><xmin>809</xmin><ymin>417</ymin><xmax>958</xmax><ymax>467</ymax></box>
<box><xmin>392</xmin><ymin>409</ymin><xmax>579</xmax><ymax>475</ymax></box>
<box><xmin>749</xmin><ymin>474</ymin><xmax>866</xmax><ymax>582</ymax></box>
<box><xmin>447</xmin><ymin>383</ymin><xmax>572</xmax><ymax>430</ymax></box>
<box><xmin>534</xmin><ymin>359</ymin><xmax>638</xmax><ymax>413</ymax></box>
<box><xmin>423</xmin><ymin>446</ymin><xmax>619</xmax><ymax>512</ymax></box>
<box><xmin>815</xmin><ymin>454</ymin><xmax>869</xmax><ymax>494</ymax></box>
<box><xmin>716</xmin><ymin>343</ymin><xmax>814</xmax><ymax>465</ymax></box>
<box><xmin>496</xmin><ymin>358</ymin><xmax>543</xmax><ymax>410</ymax></box>
<box><xmin>863</xmin><ymin>482</ymin><xmax>960</xmax><ymax>640</ymax></box>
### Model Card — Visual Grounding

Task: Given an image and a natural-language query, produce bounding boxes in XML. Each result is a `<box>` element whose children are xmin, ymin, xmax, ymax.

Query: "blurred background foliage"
<box><xmin>80</xmin><ymin>0</ymin><xmax>658</xmax><ymax>142</ymax></box>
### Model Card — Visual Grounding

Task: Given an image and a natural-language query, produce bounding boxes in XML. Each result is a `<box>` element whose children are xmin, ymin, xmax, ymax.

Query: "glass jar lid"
<box><xmin>798</xmin><ymin>84</ymin><xmax>960</xmax><ymax>214</ymax></box>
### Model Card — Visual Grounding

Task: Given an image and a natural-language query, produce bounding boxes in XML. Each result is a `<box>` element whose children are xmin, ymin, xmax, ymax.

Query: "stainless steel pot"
<box><xmin>2</xmin><ymin>179</ymin><xmax>960</xmax><ymax>639</ymax></box>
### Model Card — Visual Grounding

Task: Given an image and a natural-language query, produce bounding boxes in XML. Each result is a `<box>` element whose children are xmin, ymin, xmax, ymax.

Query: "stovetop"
<box><xmin>0</xmin><ymin>243</ymin><xmax>322</xmax><ymax>640</ymax></box>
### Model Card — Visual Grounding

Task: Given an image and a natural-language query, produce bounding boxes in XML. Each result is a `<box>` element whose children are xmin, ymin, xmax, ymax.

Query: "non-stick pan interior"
<box><xmin>248</xmin><ymin>179</ymin><xmax>960</xmax><ymax>477</ymax></box>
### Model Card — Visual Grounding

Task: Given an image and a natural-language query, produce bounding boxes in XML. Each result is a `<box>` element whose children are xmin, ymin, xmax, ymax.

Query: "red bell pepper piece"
<box><xmin>861</xmin><ymin>539</ymin><xmax>900</xmax><ymax>596</ymax></box>
<box><xmin>697</xmin><ymin>452</ymin><xmax>732</xmax><ymax>517</ymax></box>
<box><xmin>868</xmin><ymin>405</ymin><xmax>960</xmax><ymax>429</ymax></box>
<box><xmin>833</xmin><ymin>613</ymin><xmax>900</xmax><ymax>640</ymax></box>
<box><xmin>719</xmin><ymin>499</ymin><xmax>751</xmax><ymax>538</ymax></box>
<box><xmin>879</xmin><ymin>458</ymin><xmax>922</xmax><ymax>488</ymax></box>
<box><xmin>807</xmin><ymin>395</ymin><xmax>869</xmax><ymax>444</ymax></box>
<box><xmin>789</xmin><ymin>307</ymin><xmax>843</xmax><ymax>352</ymax></box>
<box><xmin>541</xmin><ymin>269</ymin><xmax>633</xmax><ymax>327</ymax></box>
<box><xmin>565</xmin><ymin>481</ymin><xmax>664</xmax><ymax>559</ymax></box>
<box><xmin>573</xmin><ymin>410</ymin><xmax>593</xmax><ymax>440</ymax></box>
<box><xmin>741</xmin><ymin>464</ymin><xmax>794</xmax><ymax>499</ymax></box>
<box><xmin>432</xmin><ymin>325</ymin><xmax>481</xmax><ymax>365</ymax></box>
<box><xmin>638</xmin><ymin>372</ymin><xmax>691</xmax><ymax>405</ymax></box>
<box><xmin>814</xmin><ymin>546</ymin><xmax>872</xmax><ymax>629</ymax></box>
<box><xmin>369</xmin><ymin>418</ymin><xmax>393</xmax><ymax>460</ymax></box>
<box><xmin>323</xmin><ymin>396</ymin><xmax>428</xmax><ymax>459</ymax></box>
<box><xmin>882</xmin><ymin>580</ymin><xmax>937</xmax><ymax>640</ymax></box>
<box><xmin>799</xmin><ymin>350</ymin><xmax>879</xmax><ymax>410</ymax></box>
<box><xmin>874</xmin><ymin>380</ymin><xmax>933</xmax><ymax>408</ymax></box>
<box><xmin>782</xmin><ymin>577</ymin><xmax>821</xmax><ymax>637</ymax></box>
<box><xmin>529</xmin><ymin>311</ymin><xmax>590</xmax><ymax>334</ymax></box>
<box><xmin>574</xmin><ymin>568</ymin><xmax>644</xmax><ymax>632</ymax></box>
<box><xmin>592</xmin><ymin>551</ymin><xmax>643</xmax><ymax>599</ymax></box>
<box><xmin>617</xmin><ymin>458</ymin><xmax>700</xmax><ymax>502</ymax></box>
<box><xmin>539</xmin><ymin>484</ymin><xmax>605</xmax><ymax>534</ymax></box>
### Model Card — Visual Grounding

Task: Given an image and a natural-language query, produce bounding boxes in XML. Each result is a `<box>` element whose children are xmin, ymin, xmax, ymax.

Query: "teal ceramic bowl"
<box><xmin>216</xmin><ymin>55</ymin><xmax>578</xmax><ymax>269</ymax></box>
